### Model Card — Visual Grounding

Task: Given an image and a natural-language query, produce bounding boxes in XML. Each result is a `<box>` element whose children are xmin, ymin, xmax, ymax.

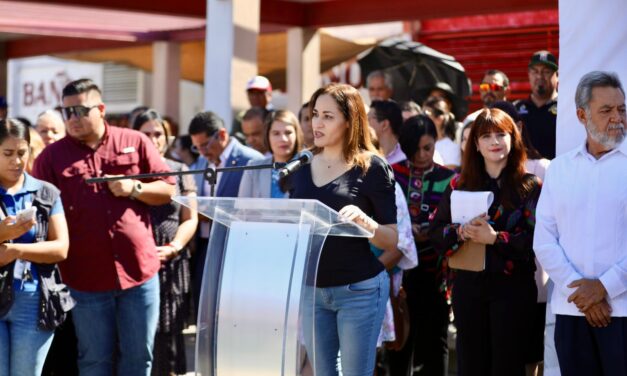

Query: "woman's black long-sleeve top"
<box><xmin>429</xmin><ymin>174</ymin><xmax>542</xmax><ymax>275</ymax></box>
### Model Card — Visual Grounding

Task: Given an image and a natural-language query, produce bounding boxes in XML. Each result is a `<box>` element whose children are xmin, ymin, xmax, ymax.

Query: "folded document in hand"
<box><xmin>448</xmin><ymin>191</ymin><xmax>492</xmax><ymax>271</ymax></box>
<box><xmin>450</xmin><ymin>190</ymin><xmax>493</xmax><ymax>225</ymax></box>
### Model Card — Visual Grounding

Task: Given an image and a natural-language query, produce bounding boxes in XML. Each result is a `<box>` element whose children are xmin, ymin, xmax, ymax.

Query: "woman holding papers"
<box><xmin>286</xmin><ymin>83</ymin><xmax>398</xmax><ymax>376</ymax></box>
<box><xmin>489</xmin><ymin>101</ymin><xmax>552</xmax><ymax>374</ymax></box>
<box><xmin>429</xmin><ymin>108</ymin><xmax>541</xmax><ymax>376</ymax></box>
<box><xmin>238</xmin><ymin>110</ymin><xmax>304</xmax><ymax>198</ymax></box>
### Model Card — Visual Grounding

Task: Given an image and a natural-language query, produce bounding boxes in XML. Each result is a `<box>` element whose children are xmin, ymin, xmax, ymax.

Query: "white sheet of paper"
<box><xmin>450</xmin><ymin>191</ymin><xmax>494</xmax><ymax>225</ymax></box>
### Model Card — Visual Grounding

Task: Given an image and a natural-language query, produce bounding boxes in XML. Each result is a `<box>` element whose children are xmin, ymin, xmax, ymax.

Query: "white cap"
<box><xmin>246</xmin><ymin>75</ymin><xmax>272</xmax><ymax>92</ymax></box>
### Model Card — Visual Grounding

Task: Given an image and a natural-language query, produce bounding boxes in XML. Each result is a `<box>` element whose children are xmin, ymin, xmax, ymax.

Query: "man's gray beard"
<box><xmin>586</xmin><ymin>118</ymin><xmax>625</xmax><ymax>149</ymax></box>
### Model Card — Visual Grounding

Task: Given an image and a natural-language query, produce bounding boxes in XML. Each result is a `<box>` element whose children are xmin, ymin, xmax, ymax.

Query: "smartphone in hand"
<box><xmin>15</xmin><ymin>207</ymin><xmax>37</xmax><ymax>223</ymax></box>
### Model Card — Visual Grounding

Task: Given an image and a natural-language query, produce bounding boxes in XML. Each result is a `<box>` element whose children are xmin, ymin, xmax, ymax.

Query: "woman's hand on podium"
<box><xmin>339</xmin><ymin>205</ymin><xmax>379</xmax><ymax>234</ymax></box>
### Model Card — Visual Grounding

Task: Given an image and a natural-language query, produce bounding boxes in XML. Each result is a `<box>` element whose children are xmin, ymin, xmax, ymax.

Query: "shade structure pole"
<box><xmin>152</xmin><ymin>41</ymin><xmax>180</xmax><ymax>124</ymax></box>
<box><xmin>287</xmin><ymin>27</ymin><xmax>321</xmax><ymax>115</ymax></box>
<box><xmin>0</xmin><ymin>43</ymin><xmax>6</xmax><ymax>100</ymax></box>
<box><xmin>204</xmin><ymin>0</ymin><xmax>260</xmax><ymax>131</ymax></box>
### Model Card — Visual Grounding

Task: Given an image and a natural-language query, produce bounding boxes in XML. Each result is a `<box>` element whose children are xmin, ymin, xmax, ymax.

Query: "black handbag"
<box><xmin>0</xmin><ymin>263</ymin><xmax>15</xmax><ymax>318</ymax></box>
<box><xmin>37</xmin><ymin>264</ymin><xmax>75</xmax><ymax>330</ymax></box>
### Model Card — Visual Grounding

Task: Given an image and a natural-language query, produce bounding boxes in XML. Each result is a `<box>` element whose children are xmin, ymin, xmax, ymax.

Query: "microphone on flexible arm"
<box><xmin>278</xmin><ymin>150</ymin><xmax>313</xmax><ymax>178</ymax></box>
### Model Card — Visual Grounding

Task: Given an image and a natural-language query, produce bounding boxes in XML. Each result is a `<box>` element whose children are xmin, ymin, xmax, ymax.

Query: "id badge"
<box><xmin>13</xmin><ymin>260</ymin><xmax>30</xmax><ymax>280</ymax></box>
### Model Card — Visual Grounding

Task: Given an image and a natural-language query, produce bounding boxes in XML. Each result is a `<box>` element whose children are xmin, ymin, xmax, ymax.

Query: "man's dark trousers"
<box><xmin>555</xmin><ymin>315</ymin><xmax>627</xmax><ymax>376</ymax></box>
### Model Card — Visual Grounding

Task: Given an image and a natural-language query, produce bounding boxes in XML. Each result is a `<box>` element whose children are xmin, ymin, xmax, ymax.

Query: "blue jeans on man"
<box><xmin>70</xmin><ymin>274</ymin><xmax>160</xmax><ymax>376</ymax></box>
<box><xmin>0</xmin><ymin>289</ymin><xmax>55</xmax><ymax>376</ymax></box>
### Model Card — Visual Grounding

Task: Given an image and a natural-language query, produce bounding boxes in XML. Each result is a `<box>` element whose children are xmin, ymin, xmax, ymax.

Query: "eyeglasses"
<box><xmin>191</xmin><ymin>133</ymin><xmax>218</xmax><ymax>153</ymax></box>
<box><xmin>479</xmin><ymin>83</ymin><xmax>505</xmax><ymax>92</ymax></box>
<box><xmin>60</xmin><ymin>105</ymin><xmax>99</xmax><ymax>120</ymax></box>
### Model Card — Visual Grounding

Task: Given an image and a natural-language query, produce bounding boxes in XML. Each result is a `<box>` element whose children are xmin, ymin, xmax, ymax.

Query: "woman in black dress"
<box><xmin>429</xmin><ymin>108</ymin><xmax>541</xmax><ymax>376</ymax></box>
<box><xmin>287</xmin><ymin>83</ymin><xmax>398</xmax><ymax>376</ymax></box>
<box><xmin>133</xmin><ymin>110</ymin><xmax>198</xmax><ymax>376</ymax></box>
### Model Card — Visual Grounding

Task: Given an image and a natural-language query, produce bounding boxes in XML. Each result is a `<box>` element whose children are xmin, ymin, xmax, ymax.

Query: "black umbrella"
<box><xmin>358</xmin><ymin>38</ymin><xmax>471</xmax><ymax>120</ymax></box>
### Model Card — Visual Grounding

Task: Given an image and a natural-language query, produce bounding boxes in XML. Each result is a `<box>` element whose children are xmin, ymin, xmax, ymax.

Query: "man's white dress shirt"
<box><xmin>533</xmin><ymin>140</ymin><xmax>627</xmax><ymax>317</ymax></box>
<box><xmin>435</xmin><ymin>138</ymin><xmax>461</xmax><ymax>167</ymax></box>
<box><xmin>386</xmin><ymin>142</ymin><xmax>407</xmax><ymax>165</ymax></box>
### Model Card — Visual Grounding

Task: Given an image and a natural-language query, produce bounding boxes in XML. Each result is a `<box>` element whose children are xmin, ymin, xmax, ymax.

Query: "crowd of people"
<box><xmin>0</xmin><ymin>48</ymin><xmax>624</xmax><ymax>376</ymax></box>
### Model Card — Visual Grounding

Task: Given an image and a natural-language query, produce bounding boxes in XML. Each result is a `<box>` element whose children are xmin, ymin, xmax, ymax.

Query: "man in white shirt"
<box><xmin>533</xmin><ymin>71</ymin><xmax>626</xmax><ymax>376</ymax></box>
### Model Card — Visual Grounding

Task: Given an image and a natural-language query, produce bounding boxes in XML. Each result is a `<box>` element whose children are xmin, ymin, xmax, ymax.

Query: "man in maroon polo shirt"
<box><xmin>32</xmin><ymin>79</ymin><xmax>175</xmax><ymax>376</ymax></box>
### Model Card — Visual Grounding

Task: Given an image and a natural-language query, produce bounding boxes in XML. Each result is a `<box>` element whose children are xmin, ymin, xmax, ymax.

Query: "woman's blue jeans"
<box><xmin>0</xmin><ymin>289</ymin><xmax>54</xmax><ymax>376</ymax></box>
<box><xmin>302</xmin><ymin>270</ymin><xmax>389</xmax><ymax>376</ymax></box>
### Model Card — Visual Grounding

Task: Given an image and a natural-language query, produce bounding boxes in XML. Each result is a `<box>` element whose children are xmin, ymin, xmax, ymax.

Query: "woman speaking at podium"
<box><xmin>286</xmin><ymin>83</ymin><xmax>398</xmax><ymax>376</ymax></box>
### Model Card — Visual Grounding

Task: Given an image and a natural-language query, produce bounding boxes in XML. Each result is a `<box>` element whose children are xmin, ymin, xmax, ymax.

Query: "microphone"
<box><xmin>278</xmin><ymin>150</ymin><xmax>313</xmax><ymax>178</ymax></box>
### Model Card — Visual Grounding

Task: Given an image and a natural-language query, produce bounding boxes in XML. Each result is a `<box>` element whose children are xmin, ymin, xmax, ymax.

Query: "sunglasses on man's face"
<box><xmin>60</xmin><ymin>105</ymin><xmax>99</xmax><ymax>121</ymax></box>
<box><xmin>479</xmin><ymin>83</ymin><xmax>505</xmax><ymax>92</ymax></box>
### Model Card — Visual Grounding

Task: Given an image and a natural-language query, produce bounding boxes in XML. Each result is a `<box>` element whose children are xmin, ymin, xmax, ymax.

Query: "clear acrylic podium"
<box><xmin>172</xmin><ymin>197</ymin><xmax>373</xmax><ymax>376</ymax></box>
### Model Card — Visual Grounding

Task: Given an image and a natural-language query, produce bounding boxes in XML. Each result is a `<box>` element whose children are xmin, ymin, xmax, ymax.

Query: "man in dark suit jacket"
<box><xmin>188</xmin><ymin>111</ymin><xmax>264</xmax><ymax>309</ymax></box>
<box><xmin>189</xmin><ymin>111</ymin><xmax>264</xmax><ymax>197</ymax></box>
